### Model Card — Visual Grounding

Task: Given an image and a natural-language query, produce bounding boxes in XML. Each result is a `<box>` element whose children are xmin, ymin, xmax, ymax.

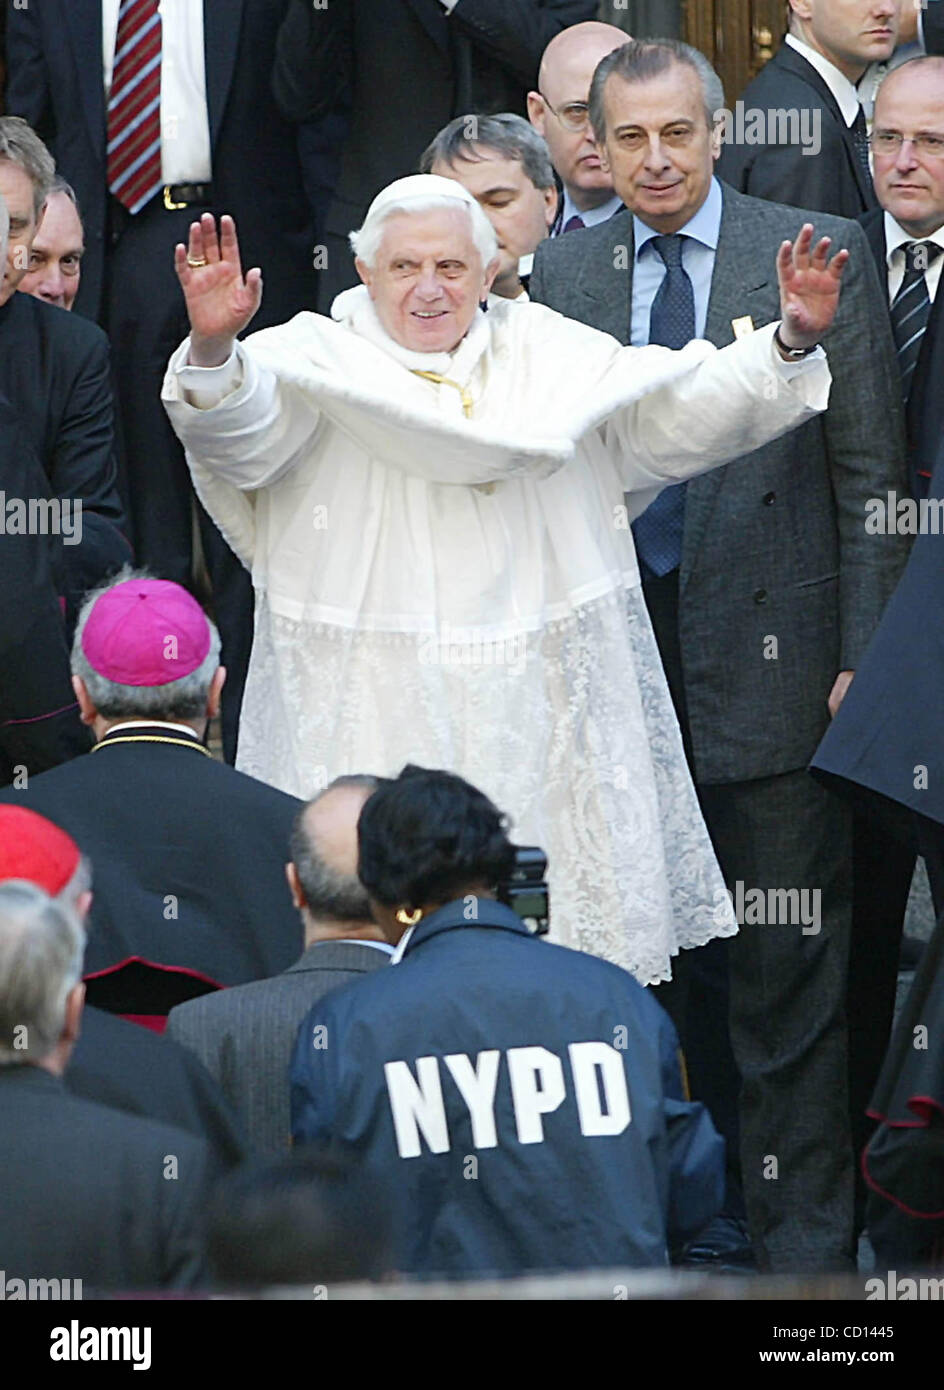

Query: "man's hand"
<box><xmin>776</xmin><ymin>223</ymin><xmax>850</xmax><ymax>351</ymax></box>
<box><xmin>828</xmin><ymin>669</ymin><xmax>854</xmax><ymax>718</ymax></box>
<box><xmin>174</xmin><ymin>214</ymin><xmax>263</xmax><ymax>367</ymax></box>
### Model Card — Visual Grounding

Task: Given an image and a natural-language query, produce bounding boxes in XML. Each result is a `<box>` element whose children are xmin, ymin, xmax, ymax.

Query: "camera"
<box><xmin>498</xmin><ymin>845</ymin><xmax>549</xmax><ymax>934</ymax></box>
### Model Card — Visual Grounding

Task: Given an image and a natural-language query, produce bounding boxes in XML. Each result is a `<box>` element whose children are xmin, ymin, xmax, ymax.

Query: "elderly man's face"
<box><xmin>20</xmin><ymin>191</ymin><xmax>84</xmax><ymax>311</ymax></box>
<box><xmin>0</xmin><ymin>159</ymin><xmax>39</xmax><ymax>307</ymax></box>
<box><xmin>790</xmin><ymin>0</ymin><xmax>899</xmax><ymax>82</ymax></box>
<box><xmin>356</xmin><ymin>208</ymin><xmax>498</xmax><ymax>353</ymax></box>
<box><xmin>597</xmin><ymin>66</ymin><xmax>717</xmax><ymax>236</ymax></box>
<box><xmin>430</xmin><ymin>150</ymin><xmax>556</xmax><ymax>297</ymax></box>
<box><xmin>872</xmin><ymin>64</ymin><xmax>944</xmax><ymax>238</ymax></box>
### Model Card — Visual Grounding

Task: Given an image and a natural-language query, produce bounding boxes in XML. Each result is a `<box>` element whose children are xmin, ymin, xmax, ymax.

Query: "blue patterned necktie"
<box><xmin>632</xmin><ymin>234</ymin><xmax>697</xmax><ymax>577</ymax></box>
<box><xmin>891</xmin><ymin>240</ymin><xmax>942</xmax><ymax>403</ymax></box>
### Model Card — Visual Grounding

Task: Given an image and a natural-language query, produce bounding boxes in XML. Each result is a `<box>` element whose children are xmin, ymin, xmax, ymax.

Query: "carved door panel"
<box><xmin>682</xmin><ymin>0</ymin><xmax>786</xmax><ymax>105</ymax></box>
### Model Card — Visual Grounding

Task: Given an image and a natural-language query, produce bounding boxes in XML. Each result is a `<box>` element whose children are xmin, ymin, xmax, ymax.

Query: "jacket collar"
<box><xmin>95</xmin><ymin>722</ymin><xmax>211</xmax><ymax>755</ymax></box>
<box><xmin>286</xmin><ymin>939</ymin><xmax>392</xmax><ymax>972</ymax></box>
<box><xmin>394</xmin><ymin>898</ymin><xmax>530</xmax><ymax>962</ymax></box>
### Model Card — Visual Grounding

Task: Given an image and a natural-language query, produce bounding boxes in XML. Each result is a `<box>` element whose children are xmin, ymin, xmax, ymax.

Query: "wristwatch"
<box><xmin>774</xmin><ymin>326</ymin><xmax>818</xmax><ymax>359</ymax></box>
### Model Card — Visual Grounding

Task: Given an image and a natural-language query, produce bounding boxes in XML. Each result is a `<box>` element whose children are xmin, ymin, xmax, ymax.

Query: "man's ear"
<box><xmin>595</xmin><ymin>135</ymin><xmax>611</xmax><ymax>176</ymax></box>
<box><xmin>71</xmin><ymin>675</ymin><xmax>97</xmax><ymax>727</ymax></box>
<box><xmin>286</xmin><ymin>861</ymin><xmax>306</xmax><ymax>910</ymax></box>
<box><xmin>542</xmin><ymin>185</ymin><xmax>559</xmax><ymax>231</ymax></box>
<box><xmin>482</xmin><ymin>255</ymin><xmax>501</xmax><ymax>297</ymax></box>
<box><xmin>62</xmin><ymin>981</ymin><xmax>85</xmax><ymax>1049</ymax></box>
<box><xmin>207</xmin><ymin>665</ymin><xmax>226</xmax><ymax>719</ymax></box>
<box><xmin>355</xmin><ymin>257</ymin><xmax>374</xmax><ymax>295</ymax></box>
<box><xmin>527</xmin><ymin>91</ymin><xmax>546</xmax><ymax>136</ymax></box>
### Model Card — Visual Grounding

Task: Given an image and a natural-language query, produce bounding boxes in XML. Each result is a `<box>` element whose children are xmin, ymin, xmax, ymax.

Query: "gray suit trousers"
<box><xmin>700</xmin><ymin>770</ymin><xmax>854</xmax><ymax>1271</ymax></box>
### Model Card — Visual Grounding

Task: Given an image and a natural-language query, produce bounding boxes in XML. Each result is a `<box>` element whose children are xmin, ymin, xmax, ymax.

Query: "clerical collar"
<box><xmin>94</xmin><ymin>721</ymin><xmax>211</xmax><ymax>756</ymax></box>
<box><xmin>784</xmin><ymin>33</ymin><xmax>862</xmax><ymax>127</ymax></box>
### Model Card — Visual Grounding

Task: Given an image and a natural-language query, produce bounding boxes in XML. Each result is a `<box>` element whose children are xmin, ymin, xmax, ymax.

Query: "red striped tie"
<box><xmin>107</xmin><ymin>0</ymin><xmax>163</xmax><ymax>215</ymax></box>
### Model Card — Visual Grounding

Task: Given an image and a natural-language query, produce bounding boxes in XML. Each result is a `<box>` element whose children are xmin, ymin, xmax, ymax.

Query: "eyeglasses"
<box><xmin>870</xmin><ymin>130</ymin><xmax>944</xmax><ymax>159</ymax></box>
<box><xmin>539</xmin><ymin>93</ymin><xmax>591</xmax><ymax>133</ymax></box>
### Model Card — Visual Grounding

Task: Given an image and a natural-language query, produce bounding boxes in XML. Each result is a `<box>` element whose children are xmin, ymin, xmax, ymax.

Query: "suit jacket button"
<box><xmin>753</xmin><ymin>588</ymin><xmax>768</xmax><ymax>604</ymax></box>
<box><xmin>763</xmin><ymin>491</ymin><xmax>776</xmax><ymax>505</ymax></box>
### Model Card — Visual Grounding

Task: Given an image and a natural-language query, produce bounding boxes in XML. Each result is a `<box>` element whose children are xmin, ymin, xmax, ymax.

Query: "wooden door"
<box><xmin>682</xmin><ymin>0</ymin><xmax>787</xmax><ymax>103</ymax></box>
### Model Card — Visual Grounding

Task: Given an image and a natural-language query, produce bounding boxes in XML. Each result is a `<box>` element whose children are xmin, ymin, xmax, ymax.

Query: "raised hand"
<box><xmin>174</xmin><ymin>214</ymin><xmax>263</xmax><ymax>366</ymax></box>
<box><xmin>776</xmin><ymin>223</ymin><xmax>849</xmax><ymax>351</ymax></box>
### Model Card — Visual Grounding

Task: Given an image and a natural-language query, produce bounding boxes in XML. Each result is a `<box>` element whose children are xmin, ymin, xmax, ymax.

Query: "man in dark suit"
<box><xmin>0</xmin><ymin>122</ymin><xmax>131</xmax><ymax>620</ymax></box>
<box><xmin>716</xmin><ymin>0</ymin><xmax>899</xmax><ymax>220</ymax></box>
<box><xmin>0</xmin><ymin>802</ymin><xmax>247</xmax><ymax>1170</ymax></box>
<box><xmin>0</xmin><ymin>881</ymin><xmax>209</xmax><ymax>1291</ymax></box>
<box><xmin>0</xmin><ymin>397</ymin><xmax>90</xmax><ymax>784</ymax></box>
<box><xmin>271</xmin><ymin>0</ymin><xmax>598</xmax><ymax>310</ymax></box>
<box><xmin>168</xmin><ymin>776</ymin><xmax>392</xmax><ymax>1157</ymax></box>
<box><xmin>5</xmin><ymin>0</ymin><xmax>322</xmax><ymax>762</ymax></box>
<box><xmin>0</xmin><ymin>574</ymin><xmax>303</xmax><ymax>1023</ymax></box>
<box><xmin>530</xmin><ymin>39</ymin><xmax>908</xmax><ymax>1272</ymax></box>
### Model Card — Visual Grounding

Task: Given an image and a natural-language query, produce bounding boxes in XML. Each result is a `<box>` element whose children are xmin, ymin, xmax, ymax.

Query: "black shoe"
<box><xmin>676</xmin><ymin>1214</ymin><xmax>757</xmax><ymax>1273</ymax></box>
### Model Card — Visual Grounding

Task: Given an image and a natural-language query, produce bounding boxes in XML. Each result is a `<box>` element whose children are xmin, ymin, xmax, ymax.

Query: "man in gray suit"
<box><xmin>530</xmin><ymin>38</ymin><xmax>909</xmax><ymax>1272</ymax></box>
<box><xmin>167</xmin><ymin>775</ymin><xmax>392</xmax><ymax>1157</ymax></box>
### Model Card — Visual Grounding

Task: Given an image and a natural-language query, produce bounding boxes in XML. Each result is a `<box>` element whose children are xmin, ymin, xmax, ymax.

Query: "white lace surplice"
<box><xmin>163</xmin><ymin>289</ymin><xmax>830</xmax><ymax>983</ymax></box>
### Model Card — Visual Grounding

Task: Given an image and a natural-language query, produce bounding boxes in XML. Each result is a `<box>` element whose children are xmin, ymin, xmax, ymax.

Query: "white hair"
<box><xmin>349</xmin><ymin>195</ymin><xmax>499</xmax><ymax>272</ymax></box>
<box><xmin>0</xmin><ymin>882</ymin><xmax>84</xmax><ymax>1066</ymax></box>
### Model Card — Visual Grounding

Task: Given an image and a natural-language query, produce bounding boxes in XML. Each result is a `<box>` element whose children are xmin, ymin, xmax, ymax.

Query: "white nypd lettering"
<box><xmin>443</xmin><ymin>1050</ymin><xmax>501</xmax><ymax>1148</ymax></box>
<box><xmin>385</xmin><ymin>1043</ymin><xmax>631</xmax><ymax>1157</ymax></box>
<box><xmin>507</xmin><ymin>1045</ymin><xmax>567</xmax><ymax>1144</ymax></box>
<box><xmin>568</xmin><ymin>1041</ymin><xmax>632</xmax><ymax>1136</ymax></box>
<box><xmin>384</xmin><ymin>1057</ymin><xmax>450</xmax><ymax>1158</ymax></box>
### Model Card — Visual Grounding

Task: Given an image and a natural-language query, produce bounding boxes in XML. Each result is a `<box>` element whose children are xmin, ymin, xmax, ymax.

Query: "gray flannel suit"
<box><xmin>531</xmin><ymin>183</ymin><xmax>909</xmax><ymax>1271</ymax></box>
<box><xmin>166</xmin><ymin>940</ymin><xmax>390</xmax><ymax>1158</ymax></box>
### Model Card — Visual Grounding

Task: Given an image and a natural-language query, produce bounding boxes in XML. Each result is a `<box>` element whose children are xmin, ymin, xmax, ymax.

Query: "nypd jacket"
<box><xmin>290</xmin><ymin>900</ymin><xmax>724</xmax><ymax>1278</ymax></box>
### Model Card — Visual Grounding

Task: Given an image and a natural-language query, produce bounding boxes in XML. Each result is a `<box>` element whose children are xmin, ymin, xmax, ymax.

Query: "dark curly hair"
<box><xmin>357</xmin><ymin>764</ymin><xmax>516</xmax><ymax>910</ymax></box>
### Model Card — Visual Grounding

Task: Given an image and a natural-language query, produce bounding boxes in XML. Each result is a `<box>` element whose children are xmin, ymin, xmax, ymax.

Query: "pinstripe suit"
<box><xmin>166</xmin><ymin>941</ymin><xmax>390</xmax><ymax>1158</ymax></box>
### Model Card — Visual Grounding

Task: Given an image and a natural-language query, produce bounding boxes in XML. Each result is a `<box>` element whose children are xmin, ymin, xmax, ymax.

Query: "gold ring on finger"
<box><xmin>186</xmin><ymin>255</ymin><xmax>209</xmax><ymax>268</ymax></box>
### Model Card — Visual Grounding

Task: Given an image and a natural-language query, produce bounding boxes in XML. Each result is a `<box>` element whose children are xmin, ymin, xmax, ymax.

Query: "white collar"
<box><xmin>883</xmin><ymin>210</ymin><xmax>944</xmax><ymax>262</ymax></box>
<box><xmin>104</xmin><ymin>720</ymin><xmax>201</xmax><ymax>738</ymax></box>
<box><xmin>330</xmin><ymin>283</ymin><xmax>491</xmax><ymax>379</ymax></box>
<box><xmin>561</xmin><ymin>189</ymin><xmax>624</xmax><ymax>230</ymax></box>
<box><xmin>785</xmin><ymin>33</ymin><xmax>862</xmax><ymax>127</ymax></box>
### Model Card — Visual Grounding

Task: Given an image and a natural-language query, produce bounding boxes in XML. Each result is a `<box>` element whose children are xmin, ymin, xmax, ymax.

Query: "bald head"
<box><xmin>872</xmin><ymin>56</ymin><xmax>944</xmax><ymax>238</ymax></box>
<box><xmin>538</xmin><ymin>21</ymin><xmax>630</xmax><ymax>99</ymax></box>
<box><xmin>529</xmin><ymin>21</ymin><xmax>629</xmax><ymax>212</ymax></box>
<box><xmin>287</xmin><ymin>777</ymin><xmax>386</xmax><ymax>943</ymax></box>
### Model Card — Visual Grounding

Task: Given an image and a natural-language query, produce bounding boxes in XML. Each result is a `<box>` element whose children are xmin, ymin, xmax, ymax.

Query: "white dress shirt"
<box><xmin>102</xmin><ymin>0</ymin><xmax>212</xmax><ymax>185</ymax></box>
<box><xmin>883</xmin><ymin>211</ymin><xmax>944</xmax><ymax>303</ymax></box>
<box><xmin>558</xmin><ymin>189</ymin><xmax>625</xmax><ymax>233</ymax></box>
<box><xmin>785</xmin><ymin>32</ymin><xmax>862</xmax><ymax>127</ymax></box>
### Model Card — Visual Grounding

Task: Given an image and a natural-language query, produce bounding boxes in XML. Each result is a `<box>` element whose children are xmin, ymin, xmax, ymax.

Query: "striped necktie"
<box><xmin>632</xmin><ymin>235</ymin><xmax>696</xmax><ymax>578</ymax></box>
<box><xmin>891</xmin><ymin>241</ymin><xmax>942</xmax><ymax>402</ymax></box>
<box><xmin>107</xmin><ymin>0</ymin><xmax>163</xmax><ymax>215</ymax></box>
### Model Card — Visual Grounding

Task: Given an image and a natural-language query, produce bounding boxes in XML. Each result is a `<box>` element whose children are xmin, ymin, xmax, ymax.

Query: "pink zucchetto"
<box><xmin>80</xmin><ymin>579</ymin><xmax>211</xmax><ymax>687</ymax></box>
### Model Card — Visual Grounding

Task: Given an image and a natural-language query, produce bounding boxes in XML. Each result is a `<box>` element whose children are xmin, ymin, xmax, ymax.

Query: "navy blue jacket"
<box><xmin>810</xmin><ymin>436</ymin><xmax>944</xmax><ymax>826</ymax></box>
<box><xmin>290</xmin><ymin>901</ymin><xmax>724</xmax><ymax>1278</ymax></box>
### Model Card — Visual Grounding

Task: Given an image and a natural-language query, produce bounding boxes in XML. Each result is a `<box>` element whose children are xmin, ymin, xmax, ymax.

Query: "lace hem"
<box><xmin>236</xmin><ymin>587</ymin><xmax>736</xmax><ymax>984</ymax></box>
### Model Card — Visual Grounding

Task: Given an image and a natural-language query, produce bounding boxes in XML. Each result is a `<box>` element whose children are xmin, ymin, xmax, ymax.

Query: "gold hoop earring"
<box><xmin>395</xmin><ymin>906</ymin><xmax>423</xmax><ymax>927</ymax></box>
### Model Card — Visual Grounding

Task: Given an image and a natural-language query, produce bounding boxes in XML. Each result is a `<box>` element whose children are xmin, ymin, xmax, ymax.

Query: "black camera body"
<box><xmin>498</xmin><ymin>845</ymin><xmax>550</xmax><ymax>934</ymax></box>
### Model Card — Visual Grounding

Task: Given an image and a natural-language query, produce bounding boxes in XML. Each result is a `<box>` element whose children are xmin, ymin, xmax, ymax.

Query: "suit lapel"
<box><xmin>573</xmin><ymin>209</ymin><xmax>634</xmax><ymax>344</ymax></box>
<box><xmin>681</xmin><ymin>188</ymin><xmax>775</xmax><ymax>589</ymax></box>
<box><xmin>66</xmin><ymin>0</ymin><xmax>107</xmax><ymax>159</ymax></box>
<box><xmin>776</xmin><ymin>45</ymin><xmax>874</xmax><ymax>209</ymax></box>
<box><xmin>859</xmin><ymin>208</ymin><xmax>888</xmax><ymax>283</ymax></box>
<box><xmin>204</xmin><ymin>0</ymin><xmax>244</xmax><ymax>151</ymax></box>
<box><xmin>404</xmin><ymin>0</ymin><xmax>451</xmax><ymax>55</ymax></box>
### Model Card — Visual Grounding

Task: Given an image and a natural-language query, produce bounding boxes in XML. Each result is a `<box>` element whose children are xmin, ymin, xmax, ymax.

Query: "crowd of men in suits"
<box><xmin>3</xmin><ymin>0</ymin><xmax>944</xmax><ymax>1287</ymax></box>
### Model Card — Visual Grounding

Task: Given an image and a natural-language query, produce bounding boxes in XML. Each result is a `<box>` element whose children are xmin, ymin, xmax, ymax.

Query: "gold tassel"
<box><xmin>410</xmin><ymin>369</ymin><xmax>474</xmax><ymax>418</ymax></box>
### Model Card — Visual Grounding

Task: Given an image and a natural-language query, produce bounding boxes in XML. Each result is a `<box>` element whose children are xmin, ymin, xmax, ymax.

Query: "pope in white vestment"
<box><xmin>163</xmin><ymin>175</ymin><xmax>847</xmax><ymax>984</ymax></box>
